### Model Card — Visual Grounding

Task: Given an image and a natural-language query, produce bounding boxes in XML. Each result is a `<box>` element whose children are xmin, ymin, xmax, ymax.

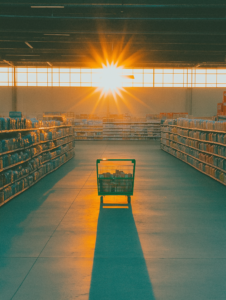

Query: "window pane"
<box><xmin>217</xmin><ymin>69</ymin><xmax>226</xmax><ymax>74</ymax></box>
<box><xmin>207</xmin><ymin>74</ymin><xmax>217</xmax><ymax>84</ymax></box>
<box><xmin>164</xmin><ymin>69</ymin><xmax>173</xmax><ymax>74</ymax></box>
<box><xmin>144</xmin><ymin>69</ymin><xmax>153</xmax><ymax>74</ymax></box>
<box><xmin>207</xmin><ymin>69</ymin><xmax>216</xmax><ymax>74</ymax></box>
<box><xmin>71</xmin><ymin>68</ymin><xmax>80</xmax><ymax>72</ymax></box>
<box><xmin>60</xmin><ymin>82</ymin><xmax>70</xmax><ymax>86</ymax></box>
<box><xmin>163</xmin><ymin>74</ymin><xmax>173</xmax><ymax>84</ymax></box>
<box><xmin>144</xmin><ymin>74</ymin><xmax>153</xmax><ymax>83</ymax></box>
<box><xmin>37</xmin><ymin>68</ymin><xmax>47</xmax><ymax>73</ymax></box>
<box><xmin>37</xmin><ymin>73</ymin><xmax>47</xmax><ymax>83</ymax></box>
<box><xmin>71</xmin><ymin>73</ymin><xmax>80</xmax><ymax>82</ymax></box>
<box><xmin>28</xmin><ymin>68</ymin><xmax>36</xmax><ymax>72</ymax></box>
<box><xmin>154</xmin><ymin>74</ymin><xmax>163</xmax><ymax>83</ymax></box>
<box><xmin>17</xmin><ymin>73</ymin><xmax>27</xmax><ymax>82</ymax></box>
<box><xmin>122</xmin><ymin>82</ymin><xmax>133</xmax><ymax>87</ymax></box>
<box><xmin>217</xmin><ymin>74</ymin><xmax>226</xmax><ymax>84</ymax></box>
<box><xmin>133</xmin><ymin>73</ymin><xmax>143</xmax><ymax>83</ymax></box>
<box><xmin>81</xmin><ymin>73</ymin><xmax>91</xmax><ymax>82</ymax></box>
<box><xmin>196</xmin><ymin>69</ymin><xmax>206</xmax><ymax>74</ymax></box>
<box><xmin>133</xmin><ymin>69</ymin><xmax>143</xmax><ymax>74</ymax></box>
<box><xmin>53</xmin><ymin>73</ymin><xmax>59</xmax><ymax>83</ymax></box>
<box><xmin>0</xmin><ymin>73</ymin><xmax>8</xmax><ymax>82</ymax></box>
<box><xmin>174</xmin><ymin>74</ymin><xmax>183</xmax><ymax>83</ymax></box>
<box><xmin>196</xmin><ymin>74</ymin><xmax>205</xmax><ymax>84</ymax></box>
<box><xmin>81</xmin><ymin>82</ymin><xmax>91</xmax><ymax>86</ymax></box>
<box><xmin>60</xmin><ymin>73</ymin><xmax>70</xmax><ymax>83</ymax></box>
<box><xmin>60</xmin><ymin>68</ymin><xmax>70</xmax><ymax>73</ymax></box>
<box><xmin>37</xmin><ymin>82</ymin><xmax>47</xmax><ymax>86</ymax></box>
<box><xmin>174</xmin><ymin>69</ymin><xmax>183</xmax><ymax>74</ymax></box>
<box><xmin>17</xmin><ymin>68</ymin><xmax>27</xmax><ymax>73</ymax></box>
<box><xmin>28</xmin><ymin>73</ymin><xmax>36</xmax><ymax>82</ymax></box>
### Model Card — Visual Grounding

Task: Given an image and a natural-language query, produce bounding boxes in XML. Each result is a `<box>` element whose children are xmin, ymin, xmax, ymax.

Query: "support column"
<box><xmin>186</xmin><ymin>88</ymin><xmax>192</xmax><ymax>116</ymax></box>
<box><xmin>12</xmin><ymin>66</ymin><xmax>17</xmax><ymax>111</ymax></box>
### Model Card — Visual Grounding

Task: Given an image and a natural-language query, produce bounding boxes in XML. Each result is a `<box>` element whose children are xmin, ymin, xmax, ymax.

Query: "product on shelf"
<box><xmin>161</xmin><ymin>119</ymin><xmax>226</xmax><ymax>186</ymax></box>
<box><xmin>0</xmin><ymin>120</ymin><xmax>75</xmax><ymax>207</ymax></box>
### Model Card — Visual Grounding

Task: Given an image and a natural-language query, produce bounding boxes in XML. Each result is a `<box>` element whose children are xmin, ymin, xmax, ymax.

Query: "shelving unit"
<box><xmin>73</xmin><ymin>118</ymin><xmax>161</xmax><ymax>140</ymax></box>
<box><xmin>161</xmin><ymin>122</ymin><xmax>226</xmax><ymax>186</ymax></box>
<box><xmin>0</xmin><ymin>125</ymin><xmax>75</xmax><ymax>207</ymax></box>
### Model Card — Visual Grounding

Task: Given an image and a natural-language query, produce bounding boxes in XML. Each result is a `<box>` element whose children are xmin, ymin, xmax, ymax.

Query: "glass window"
<box><xmin>1</xmin><ymin>67</ymin><xmax>226</xmax><ymax>87</ymax></box>
<box><xmin>0</xmin><ymin>73</ymin><xmax>8</xmax><ymax>82</ymax></box>
<box><xmin>17</xmin><ymin>72</ymin><xmax>27</xmax><ymax>83</ymax></box>
<box><xmin>133</xmin><ymin>73</ymin><xmax>143</xmax><ymax>83</ymax></box>
<box><xmin>196</xmin><ymin>74</ymin><xmax>205</xmax><ymax>84</ymax></box>
<box><xmin>28</xmin><ymin>73</ymin><xmax>36</xmax><ymax>83</ymax></box>
<box><xmin>174</xmin><ymin>74</ymin><xmax>183</xmax><ymax>84</ymax></box>
<box><xmin>53</xmin><ymin>73</ymin><xmax>59</xmax><ymax>83</ymax></box>
<box><xmin>206</xmin><ymin>74</ymin><xmax>217</xmax><ymax>84</ymax></box>
<box><xmin>144</xmin><ymin>74</ymin><xmax>153</xmax><ymax>83</ymax></box>
<box><xmin>81</xmin><ymin>73</ymin><xmax>91</xmax><ymax>83</ymax></box>
<box><xmin>37</xmin><ymin>73</ymin><xmax>47</xmax><ymax>83</ymax></box>
<box><xmin>71</xmin><ymin>73</ymin><xmax>80</xmax><ymax>83</ymax></box>
<box><xmin>60</xmin><ymin>73</ymin><xmax>70</xmax><ymax>83</ymax></box>
<box><xmin>217</xmin><ymin>74</ymin><xmax>226</xmax><ymax>84</ymax></box>
<box><xmin>163</xmin><ymin>74</ymin><xmax>173</xmax><ymax>84</ymax></box>
<box><xmin>154</xmin><ymin>74</ymin><xmax>163</xmax><ymax>84</ymax></box>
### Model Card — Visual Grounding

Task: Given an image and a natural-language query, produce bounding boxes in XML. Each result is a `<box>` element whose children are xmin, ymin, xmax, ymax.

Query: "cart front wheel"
<box><xmin>128</xmin><ymin>196</ymin><xmax>131</xmax><ymax>203</ymax></box>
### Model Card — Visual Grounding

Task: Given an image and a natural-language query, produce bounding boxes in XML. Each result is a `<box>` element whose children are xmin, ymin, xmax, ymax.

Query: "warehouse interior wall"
<box><xmin>0</xmin><ymin>87</ymin><xmax>224</xmax><ymax>118</ymax></box>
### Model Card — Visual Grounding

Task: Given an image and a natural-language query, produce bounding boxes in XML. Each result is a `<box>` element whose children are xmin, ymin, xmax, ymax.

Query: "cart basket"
<box><xmin>96</xmin><ymin>159</ymin><xmax>136</xmax><ymax>196</ymax></box>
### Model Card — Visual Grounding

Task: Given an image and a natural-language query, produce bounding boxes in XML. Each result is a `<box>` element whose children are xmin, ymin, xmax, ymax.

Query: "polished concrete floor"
<box><xmin>0</xmin><ymin>141</ymin><xmax>226</xmax><ymax>300</ymax></box>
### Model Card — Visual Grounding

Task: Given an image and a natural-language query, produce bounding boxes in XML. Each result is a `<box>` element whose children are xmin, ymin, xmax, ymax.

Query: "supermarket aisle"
<box><xmin>0</xmin><ymin>141</ymin><xmax>226</xmax><ymax>300</ymax></box>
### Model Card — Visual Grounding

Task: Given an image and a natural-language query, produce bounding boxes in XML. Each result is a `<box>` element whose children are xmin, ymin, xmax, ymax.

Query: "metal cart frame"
<box><xmin>96</xmin><ymin>158</ymin><xmax>136</xmax><ymax>203</ymax></box>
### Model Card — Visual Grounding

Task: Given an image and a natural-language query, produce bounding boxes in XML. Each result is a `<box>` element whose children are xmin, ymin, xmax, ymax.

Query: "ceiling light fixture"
<box><xmin>47</xmin><ymin>62</ymin><xmax>52</xmax><ymax>66</ymax></box>
<box><xmin>25</xmin><ymin>42</ymin><xmax>33</xmax><ymax>49</ymax></box>
<box><xmin>31</xmin><ymin>6</ymin><xmax>64</xmax><ymax>8</ymax></box>
<box><xmin>44</xmin><ymin>34</ymin><xmax>70</xmax><ymax>36</ymax></box>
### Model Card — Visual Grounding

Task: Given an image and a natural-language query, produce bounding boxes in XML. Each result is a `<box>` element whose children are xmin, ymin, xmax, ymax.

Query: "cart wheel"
<box><xmin>100</xmin><ymin>196</ymin><xmax>103</xmax><ymax>203</ymax></box>
<box><xmin>128</xmin><ymin>196</ymin><xmax>131</xmax><ymax>203</ymax></box>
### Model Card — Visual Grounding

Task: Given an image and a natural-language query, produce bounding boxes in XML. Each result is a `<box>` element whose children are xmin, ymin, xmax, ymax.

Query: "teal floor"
<box><xmin>0</xmin><ymin>141</ymin><xmax>226</xmax><ymax>300</ymax></box>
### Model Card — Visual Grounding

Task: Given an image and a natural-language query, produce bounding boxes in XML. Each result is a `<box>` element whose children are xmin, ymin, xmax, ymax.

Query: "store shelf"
<box><xmin>0</xmin><ymin>152</ymin><xmax>75</xmax><ymax>208</ymax></box>
<box><xmin>161</xmin><ymin>122</ymin><xmax>226</xmax><ymax>186</ymax></box>
<box><xmin>161</xmin><ymin>140</ymin><xmax>226</xmax><ymax>174</ymax></box>
<box><xmin>162</xmin><ymin>124</ymin><xmax>226</xmax><ymax>134</ymax></box>
<box><xmin>0</xmin><ymin>124</ymin><xmax>72</xmax><ymax>134</ymax></box>
<box><xmin>0</xmin><ymin>137</ymin><xmax>74</xmax><ymax>173</ymax></box>
<box><xmin>161</xmin><ymin>144</ymin><xmax>226</xmax><ymax>186</ymax></box>
<box><xmin>162</xmin><ymin>136</ymin><xmax>226</xmax><ymax>160</ymax></box>
<box><xmin>161</xmin><ymin>130</ymin><xmax>226</xmax><ymax>147</ymax></box>
<box><xmin>0</xmin><ymin>134</ymin><xmax>74</xmax><ymax>157</ymax></box>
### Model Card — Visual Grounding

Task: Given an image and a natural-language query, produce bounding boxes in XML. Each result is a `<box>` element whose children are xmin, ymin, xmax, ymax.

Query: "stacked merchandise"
<box><xmin>0</xmin><ymin>122</ymin><xmax>75</xmax><ymax>206</ymax></box>
<box><xmin>98</xmin><ymin>170</ymin><xmax>133</xmax><ymax>193</ymax></box>
<box><xmin>161</xmin><ymin>118</ymin><xmax>226</xmax><ymax>185</ymax></box>
<box><xmin>0</xmin><ymin>117</ymin><xmax>71</xmax><ymax>132</ymax></box>
<box><xmin>73</xmin><ymin>119</ymin><xmax>103</xmax><ymax>140</ymax></box>
<box><xmin>217</xmin><ymin>91</ymin><xmax>226</xmax><ymax>116</ymax></box>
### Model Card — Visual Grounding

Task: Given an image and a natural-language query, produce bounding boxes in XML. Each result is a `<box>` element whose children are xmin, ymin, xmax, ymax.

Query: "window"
<box><xmin>0</xmin><ymin>67</ymin><xmax>226</xmax><ymax>87</ymax></box>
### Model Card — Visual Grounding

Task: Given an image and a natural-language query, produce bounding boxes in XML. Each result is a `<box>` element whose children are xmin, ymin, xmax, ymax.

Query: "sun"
<box><xmin>98</xmin><ymin>62</ymin><xmax>123</xmax><ymax>95</ymax></box>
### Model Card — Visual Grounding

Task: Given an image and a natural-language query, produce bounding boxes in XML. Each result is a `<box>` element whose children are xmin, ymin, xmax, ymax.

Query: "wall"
<box><xmin>0</xmin><ymin>86</ymin><xmax>225</xmax><ymax>118</ymax></box>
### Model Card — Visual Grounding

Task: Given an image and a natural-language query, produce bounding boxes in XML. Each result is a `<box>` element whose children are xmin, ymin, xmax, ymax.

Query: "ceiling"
<box><xmin>0</xmin><ymin>1</ymin><xmax>226</xmax><ymax>68</ymax></box>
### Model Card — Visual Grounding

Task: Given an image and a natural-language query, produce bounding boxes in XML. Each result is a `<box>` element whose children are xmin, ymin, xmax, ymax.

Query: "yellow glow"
<box><xmin>98</xmin><ymin>62</ymin><xmax>122</xmax><ymax>95</ymax></box>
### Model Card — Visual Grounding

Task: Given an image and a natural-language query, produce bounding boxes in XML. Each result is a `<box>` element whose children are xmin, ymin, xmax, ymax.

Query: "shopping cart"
<box><xmin>96</xmin><ymin>159</ymin><xmax>136</xmax><ymax>203</ymax></box>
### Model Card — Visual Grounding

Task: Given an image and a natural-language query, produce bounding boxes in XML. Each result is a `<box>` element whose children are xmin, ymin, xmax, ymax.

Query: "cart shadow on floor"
<box><xmin>89</xmin><ymin>202</ymin><xmax>155</xmax><ymax>300</ymax></box>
